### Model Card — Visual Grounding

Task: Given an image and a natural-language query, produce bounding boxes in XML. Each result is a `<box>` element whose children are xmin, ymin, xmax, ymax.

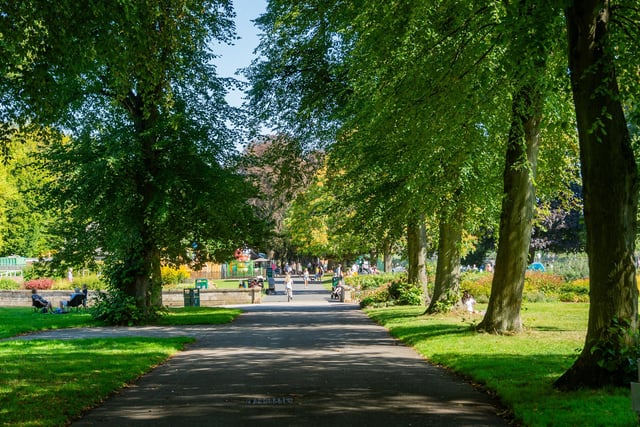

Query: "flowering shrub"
<box><xmin>24</xmin><ymin>278</ymin><xmax>55</xmax><ymax>290</ymax></box>
<box><xmin>161</xmin><ymin>265</ymin><xmax>191</xmax><ymax>286</ymax></box>
<box><xmin>461</xmin><ymin>270</ymin><xmax>591</xmax><ymax>303</ymax></box>
<box><xmin>460</xmin><ymin>272</ymin><xmax>492</xmax><ymax>302</ymax></box>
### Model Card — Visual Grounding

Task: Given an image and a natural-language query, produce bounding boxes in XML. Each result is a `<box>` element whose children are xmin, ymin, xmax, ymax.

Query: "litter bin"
<box><xmin>195</xmin><ymin>278</ymin><xmax>208</xmax><ymax>289</ymax></box>
<box><xmin>183</xmin><ymin>288</ymin><xmax>200</xmax><ymax>307</ymax></box>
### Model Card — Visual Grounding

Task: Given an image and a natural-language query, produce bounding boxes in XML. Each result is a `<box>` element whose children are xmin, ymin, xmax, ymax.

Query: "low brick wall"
<box><xmin>0</xmin><ymin>288</ymin><xmax>261</xmax><ymax>308</ymax></box>
<box><xmin>0</xmin><ymin>290</ymin><xmax>98</xmax><ymax>308</ymax></box>
<box><xmin>162</xmin><ymin>288</ymin><xmax>262</xmax><ymax>307</ymax></box>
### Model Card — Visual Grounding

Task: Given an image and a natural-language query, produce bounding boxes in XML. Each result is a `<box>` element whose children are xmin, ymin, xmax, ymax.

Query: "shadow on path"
<box><xmin>15</xmin><ymin>279</ymin><xmax>510</xmax><ymax>426</ymax></box>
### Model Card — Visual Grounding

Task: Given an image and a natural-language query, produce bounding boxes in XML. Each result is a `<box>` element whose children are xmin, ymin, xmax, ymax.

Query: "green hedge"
<box><xmin>347</xmin><ymin>273</ymin><xmax>424</xmax><ymax>308</ymax></box>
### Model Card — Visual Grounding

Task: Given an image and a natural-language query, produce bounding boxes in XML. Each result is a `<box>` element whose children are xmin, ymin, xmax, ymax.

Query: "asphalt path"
<box><xmin>15</xmin><ymin>277</ymin><xmax>510</xmax><ymax>426</ymax></box>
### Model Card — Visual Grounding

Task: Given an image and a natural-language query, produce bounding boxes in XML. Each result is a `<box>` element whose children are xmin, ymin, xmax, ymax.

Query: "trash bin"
<box><xmin>183</xmin><ymin>288</ymin><xmax>200</xmax><ymax>307</ymax></box>
<box><xmin>339</xmin><ymin>286</ymin><xmax>345</xmax><ymax>303</ymax></box>
<box><xmin>195</xmin><ymin>278</ymin><xmax>208</xmax><ymax>289</ymax></box>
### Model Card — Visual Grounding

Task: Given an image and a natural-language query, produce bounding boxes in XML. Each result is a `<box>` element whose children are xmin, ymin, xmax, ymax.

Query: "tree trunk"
<box><xmin>121</xmin><ymin>90</ymin><xmax>163</xmax><ymax>315</ymax></box>
<box><xmin>425</xmin><ymin>218</ymin><xmax>462</xmax><ymax>314</ymax></box>
<box><xmin>383</xmin><ymin>238</ymin><xmax>393</xmax><ymax>273</ymax></box>
<box><xmin>149</xmin><ymin>246</ymin><xmax>163</xmax><ymax>308</ymax></box>
<box><xmin>407</xmin><ymin>217</ymin><xmax>429</xmax><ymax>303</ymax></box>
<box><xmin>555</xmin><ymin>1</ymin><xmax>638</xmax><ymax>390</ymax></box>
<box><xmin>476</xmin><ymin>83</ymin><xmax>542</xmax><ymax>333</ymax></box>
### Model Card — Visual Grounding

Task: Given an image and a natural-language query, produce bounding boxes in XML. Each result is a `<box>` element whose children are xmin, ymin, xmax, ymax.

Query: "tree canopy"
<box><xmin>0</xmin><ymin>0</ymin><xmax>266</xmax><ymax>320</ymax></box>
<box><xmin>247</xmin><ymin>0</ymin><xmax>640</xmax><ymax>389</ymax></box>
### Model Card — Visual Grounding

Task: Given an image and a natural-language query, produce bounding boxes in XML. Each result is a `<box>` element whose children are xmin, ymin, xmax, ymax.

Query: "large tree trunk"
<box><xmin>425</xmin><ymin>218</ymin><xmax>462</xmax><ymax>314</ymax></box>
<box><xmin>407</xmin><ymin>217</ymin><xmax>429</xmax><ymax>303</ymax></box>
<box><xmin>476</xmin><ymin>83</ymin><xmax>542</xmax><ymax>333</ymax></box>
<box><xmin>555</xmin><ymin>1</ymin><xmax>638</xmax><ymax>390</ymax></box>
<box><xmin>124</xmin><ymin>91</ymin><xmax>163</xmax><ymax>314</ymax></box>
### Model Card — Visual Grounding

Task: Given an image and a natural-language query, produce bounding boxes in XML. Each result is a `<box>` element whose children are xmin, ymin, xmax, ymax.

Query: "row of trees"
<box><xmin>246</xmin><ymin>0</ymin><xmax>640</xmax><ymax>389</ymax></box>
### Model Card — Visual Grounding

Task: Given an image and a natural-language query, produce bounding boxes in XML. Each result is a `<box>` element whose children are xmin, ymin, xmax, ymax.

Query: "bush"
<box><xmin>461</xmin><ymin>270</ymin><xmax>591</xmax><ymax>303</ymax></box>
<box><xmin>460</xmin><ymin>272</ymin><xmax>492</xmax><ymax>303</ymax></box>
<box><xmin>24</xmin><ymin>278</ymin><xmax>55</xmax><ymax>290</ymax></box>
<box><xmin>347</xmin><ymin>272</ymin><xmax>400</xmax><ymax>290</ymax></box>
<box><xmin>91</xmin><ymin>289</ymin><xmax>164</xmax><ymax>326</ymax></box>
<box><xmin>359</xmin><ymin>285</ymin><xmax>391</xmax><ymax>308</ymax></box>
<box><xmin>0</xmin><ymin>278</ymin><xmax>20</xmax><ymax>290</ymax></box>
<box><xmin>22</xmin><ymin>262</ymin><xmax>60</xmax><ymax>282</ymax></box>
<box><xmin>161</xmin><ymin>265</ymin><xmax>191</xmax><ymax>286</ymax></box>
<box><xmin>51</xmin><ymin>274</ymin><xmax>104</xmax><ymax>290</ymax></box>
<box><xmin>559</xmin><ymin>281</ymin><xmax>589</xmax><ymax>302</ymax></box>
<box><xmin>550</xmin><ymin>253</ymin><xmax>589</xmax><ymax>282</ymax></box>
<box><xmin>389</xmin><ymin>280</ymin><xmax>423</xmax><ymax>305</ymax></box>
<box><xmin>51</xmin><ymin>278</ymin><xmax>72</xmax><ymax>290</ymax></box>
<box><xmin>358</xmin><ymin>278</ymin><xmax>423</xmax><ymax>308</ymax></box>
<box><xmin>76</xmin><ymin>275</ymin><xmax>104</xmax><ymax>290</ymax></box>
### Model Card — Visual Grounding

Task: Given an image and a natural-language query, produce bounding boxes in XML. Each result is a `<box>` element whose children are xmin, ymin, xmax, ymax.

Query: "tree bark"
<box><xmin>425</xmin><ymin>218</ymin><xmax>462</xmax><ymax>314</ymax></box>
<box><xmin>383</xmin><ymin>238</ymin><xmax>393</xmax><ymax>273</ymax></box>
<box><xmin>407</xmin><ymin>217</ymin><xmax>429</xmax><ymax>303</ymax></box>
<box><xmin>476</xmin><ymin>83</ymin><xmax>542</xmax><ymax>333</ymax></box>
<box><xmin>120</xmin><ymin>90</ymin><xmax>164</xmax><ymax>314</ymax></box>
<box><xmin>555</xmin><ymin>0</ymin><xmax>638</xmax><ymax>390</ymax></box>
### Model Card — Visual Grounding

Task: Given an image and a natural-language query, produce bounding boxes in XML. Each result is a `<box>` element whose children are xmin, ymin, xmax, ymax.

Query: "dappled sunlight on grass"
<box><xmin>0</xmin><ymin>306</ymin><xmax>241</xmax><ymax>340</ymax></box>
<box><xmin>0</xmin><ymin>306</ymin><xmax>238</xmax><ymax>426</ymax></box>
<box><xmin>158</xmin><ymin>307</ymin><xmax>242</xmax><ymax>325</ymax></box>
<box><xmin>0</xmin><ymin>337</ymin><xmax>192</xmax><ymax>426</ymax></box>
<box><xmin>365</xmin><ymin>303</ymin><xmax>637</xmax><ymax>426</ymax></box>
<box><xmin>0</xmin><ymin>307</ymin><xmax>102</xmax><ymax>339</ymax></box>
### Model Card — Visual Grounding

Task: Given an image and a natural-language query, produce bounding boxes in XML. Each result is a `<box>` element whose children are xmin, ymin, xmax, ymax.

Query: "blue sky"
<box><xmin>213</xmin><ymin>0</ymin><xmax>267</xmax><ymax>107</ymax></box>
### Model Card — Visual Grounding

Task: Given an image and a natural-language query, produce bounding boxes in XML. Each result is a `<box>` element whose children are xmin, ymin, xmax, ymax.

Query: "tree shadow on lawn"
<box><xmin>424</xmin><ymin>352</ymin><xmax>636</xmax><ymax>426</ymax></box>
<box><xmin>388</xmin><ymin>323</ymin><xmax>473</xmax><ymax>346</ymax></box>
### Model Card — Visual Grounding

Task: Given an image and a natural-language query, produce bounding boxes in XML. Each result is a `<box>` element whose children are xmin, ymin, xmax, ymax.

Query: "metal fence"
<box><xmin>188</xmin><ymin>262</ymin><xmax>271</xmax><ymax>281</ymax></box>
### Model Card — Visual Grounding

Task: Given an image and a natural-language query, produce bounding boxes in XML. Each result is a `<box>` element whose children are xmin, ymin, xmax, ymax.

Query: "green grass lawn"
<box><xmin>4</xmin><ymin>302</ymin><xmax>635</xmax><ymax>426</ymax></box>
<box><xmin>0</xmin><ymin>308</ymin><xmax>102</xmax><ymax>339</ymax></box>
<box><xmin>0</xmin><ymin>306</ymin><xmax>241</xmax><ymax>426</ymax></box>
<box><xmin>366</xmin><ymin>302</ymin><xmax>638</xmax><ymax>426</ymax></box>
<box><xmin>0</xmin><ymin>337</ymin><xmax>192</xmax><ymax>426</ymax></box>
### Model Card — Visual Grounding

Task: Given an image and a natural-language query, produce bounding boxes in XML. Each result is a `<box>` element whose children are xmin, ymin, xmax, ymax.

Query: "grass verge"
<box><xmin>157</xmin><ymin>306</ymin><xmax>242</xmax><ymax>325</ymax></box>
<box><xmin>0</xmin><ymin>306</ymin><xmax>242</xmax><ymax>339</ymax></box>
<box><xmin>0</xmin><ymin>337</ymin><xmax>192</xmax><ymax>426</ymax></box>
<box><xmin>0</xmin><ymin>306</ymin><xmax>242</xmax><ymax>426</ymax></box>
<box><xmin>366</xmin><ymin>303</ymin><xmax>637</xmax><ymax>426</ymax></box>
<box><xmin>0</xmin><ymin>309</ymin><xmax>102</xmax><ymax>339</ymax></box>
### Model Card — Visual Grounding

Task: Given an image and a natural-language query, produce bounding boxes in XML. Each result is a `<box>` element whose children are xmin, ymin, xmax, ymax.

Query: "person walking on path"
<box><xmin>62</xmin><ymin>301</ymin><xmax>509</xmax><ymax>427</ymax></box>
<box><xmin>303</xmin><ymin>268</ymin><xmax>309</xmax><ymax>289</ymax></box>
<box><xmin>284</xmin><ymin>273</ymin><xmax>293</xmax><ymax>301</ymax></box>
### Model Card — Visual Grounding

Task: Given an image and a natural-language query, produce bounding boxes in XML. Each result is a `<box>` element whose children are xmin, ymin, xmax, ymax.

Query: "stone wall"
<box><xmin>0</xmin><ymin>290</ymin><xmax>97</xmax><ymax>308</ymax></box>
<box><xmin>162</xmin><ymin>288</ymin><xmax>262</xmax><ymax>307</ymax></box>
<box><xmin>0</xmin><ymin>288</ymin><xmax>261</xmax><ymax>308</ymax></box>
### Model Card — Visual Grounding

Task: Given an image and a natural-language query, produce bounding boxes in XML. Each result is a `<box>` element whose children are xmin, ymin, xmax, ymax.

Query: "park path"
<box><xmin>19</xmin><ymin>278</ymin><xmax>510</xmax><ymax>426</ymax></box>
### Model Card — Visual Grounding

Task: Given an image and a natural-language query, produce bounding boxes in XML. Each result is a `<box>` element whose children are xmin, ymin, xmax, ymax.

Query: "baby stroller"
<box><xmin>330</xmin><ymin>286</ymin><xmax>342</xmax><ymax>300</ymax></box>
<box><xmin>330</xmin><ymin>278</ymin><xmax>343</xmax><ymax>300</ymax></box>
